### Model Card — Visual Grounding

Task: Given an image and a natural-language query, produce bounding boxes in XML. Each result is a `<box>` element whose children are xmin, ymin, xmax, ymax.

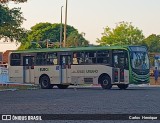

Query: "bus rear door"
<box><xmin>60</xmin><ymin>55</ymin><xmax>71</xmax><ymax>84</ymax></box>
<box><xmin>23</xmin><ymin>56</ymin><xmax>35</xmax><ymax>84</ymax></box>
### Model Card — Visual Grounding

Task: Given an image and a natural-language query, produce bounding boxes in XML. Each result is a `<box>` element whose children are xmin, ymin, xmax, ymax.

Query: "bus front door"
<box><xmin>23</xmin><ymin>56</ymin><xmax>35</xmax><ymax>84</ymax></box>
<box><xmin>113</xmin><ymin>50</ymin><xmax>128</xmax><ymax>83</ymax></box>
<box><xmin>60</xmin><ymin>55</ymin><xmax>71</xmax><ymax>84</ymax></box>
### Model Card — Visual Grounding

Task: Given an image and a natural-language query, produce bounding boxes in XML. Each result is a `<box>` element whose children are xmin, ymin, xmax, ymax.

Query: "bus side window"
<box><xmin>25</xmin><ymin>58</ymin><xmax>29</xmax><ymax>65</ymax></box>
<box><xmin>53</xmin><ymin>59</ymin><xmax>57</xmax><ymax>65</ymax></box>
<box><xmin>36</xmin><ymin>53</ymin><xmax>46</xmax><ymax>65</ymax></box>
<box><xmin>114</xmin><ymin>55</ymin><xmax>118</xmax><ymax>67</ymax></box>
<box><xmin>68</xmin><ymin>56</ymin><xmax>71</xmax><ymax>65</ymax></box>
<box><xmin>113</xmin><ymin>50</ymin><xmax>129</xmax><ymax>69</ymax></box>
<box><xmin>73</xmin><ymin>52</ymin><xmax>85</xmax><ymax>64</ymax></box>
<box><xmin>47</xmin><ymin>52</ymin><xmax>57</xmax><ymax>65</ymax></box>
<box><xmin>73</xmin><ymin>53</ymin><xmax>78</xmax><ymax>64</ymax></box>
<box><xmin>124</xmin><ymin>52</ymin><xmax>129</xmax><ymax>70</ymax></box>
<box><xmin>62</xmin><ymin>56</ymin><xmax>66</xmax><ymax>64</ymax></box>
<box><xmin>79</xmin><ymin>52</ymin><xmax>85</xmax><ymax>64</ymax></box>
<box><xmin>84</xmin><ymin>52</ymin><xmax>95</xmax><ymax>64</ymax></box>
<box><xmin>97</xmin><ymin>50</ymin><xmax>110</xmax><ymax>64</ymax></box>
<box><xmin>10</xmin><ymin>53</ymin><xmax>21</xmax><ymax>66</ymax></box>
<box><xmin>85</xmin><ymin>54</ymin><xmax>92</xmax><ymax>63</ymax></box>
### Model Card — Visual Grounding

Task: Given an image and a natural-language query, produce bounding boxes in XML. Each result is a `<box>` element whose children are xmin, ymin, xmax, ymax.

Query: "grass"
<box><xmin>0</xmin><ymin>84</ymin><xmax>39</xmax><ymax>90</ymax></box>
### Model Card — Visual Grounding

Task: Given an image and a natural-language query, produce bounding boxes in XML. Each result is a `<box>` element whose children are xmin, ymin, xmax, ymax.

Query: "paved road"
<box><xmin>0</xmin><ymin>86</ymin><xmax>160</xmax><ymax>123</ymax></box>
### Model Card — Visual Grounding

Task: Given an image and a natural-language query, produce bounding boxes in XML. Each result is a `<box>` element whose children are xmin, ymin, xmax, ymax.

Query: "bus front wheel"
<box><xmin>40</xmin><ymin>75</ymin><xmax>52</xmax><ymax>89</ymax></box>
<box><xmin>57</xmin><ymin>85</ymin><xmax>69</xmax><ymax>89</ymax></box>
<box><xmin>100</xmin><ymin>76</ymin><xmax>112</xmax><ymax>89</ymax></box>
<box><xmin>117</xmin><ymin>84</ymin><xmax>128</xmax><ymax>90</ymax></box>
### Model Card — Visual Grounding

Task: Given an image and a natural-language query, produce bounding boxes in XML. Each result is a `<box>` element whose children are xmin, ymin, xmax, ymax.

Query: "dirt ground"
<box><xmin>150</xmin><ymin>76</ymin><xmax>160</xmax><ymax>85</ymax></box>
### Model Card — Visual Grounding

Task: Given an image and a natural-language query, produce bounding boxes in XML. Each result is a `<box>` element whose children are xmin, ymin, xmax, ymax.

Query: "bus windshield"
<box><xmin>131</xmin><ymin>52</ymin><xmax>149</xmax><ymax>70</ymax></box>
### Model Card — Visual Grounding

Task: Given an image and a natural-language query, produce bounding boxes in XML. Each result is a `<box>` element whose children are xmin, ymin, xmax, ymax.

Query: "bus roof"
<box><xmin>12</xmin><ymin>45</ymin><xmax>144</xmax><ymax>53</ymax></box>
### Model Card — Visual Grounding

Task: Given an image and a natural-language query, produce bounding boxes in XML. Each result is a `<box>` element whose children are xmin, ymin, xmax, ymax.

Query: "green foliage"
<box><xmin>0</xmin><ymin>4</ymin><xmax>26</xmax><ymax>42</ymax></box>
<box><xmin>97</xmin><ymin>22</ymin><xmax>144</xmax><ymax>46</ymax></box>
<box><xmin>0</xmin><ymin>0</ymin><xmax>27</xmax><ymax>4</ymax></box>
<box><xmin>66</xmin><ymin>32</ymin><xmax>89</xmax><ymax>47</ymax></box>
<box><xmin>19</xmin><ymin>22</ymin><xmax>89</xmax><ymax>49</ymax></box>
<box><xmin>139</xmin><ymin>34</ymin><xmax>160</xmax><ymax>67</ymax></box>
<box><xmin>142</xmin><ymin>34</ymin><xmax>160</xmax><ymax>52</ymax></box>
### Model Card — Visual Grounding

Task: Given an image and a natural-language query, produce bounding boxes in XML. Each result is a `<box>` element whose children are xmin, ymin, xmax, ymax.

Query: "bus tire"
<box><xmin>100</xmin><ymin>75</ymin><xmax>112</xmax><ymax>89</ymax></box>
<box><xmin>57</xmin><ymin>85</ymin><xmax>69</xmax><ymax>89</ymax></box>
<box><xmin>117</xmin><ymin>84</ymin><xmax>128</xmax><ymax>90</ymax></box>
<box><xmin>39</xmin><ymin>75</ymin><xmax>52</xmax><ymax>89</ymax></box>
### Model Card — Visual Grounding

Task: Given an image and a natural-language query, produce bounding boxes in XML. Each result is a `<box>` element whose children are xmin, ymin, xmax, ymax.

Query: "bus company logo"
<box><xmin>72</xmin><ymin>70</ymin><xmax>98</xmax><ymax>73</ymax></box>
<box><xmin>2</xmin><ymin>115</ymin><xmax>11</xmax><ymax>120</ymax></box>
<box><xmin>86</xmin><ymin>70</ymin><xmax>98</xmax><ymax>73</ymax></box>
<box><xmin>39</xmin><ymin>68</ymin><xmax>49</xmax><ymax>72</ymax></box>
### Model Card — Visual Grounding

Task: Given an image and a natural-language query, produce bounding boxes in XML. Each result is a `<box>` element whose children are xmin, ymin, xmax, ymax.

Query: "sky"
<box><xmin>1</xmin><ymin>0</ymin><xmax>160</xmax><ymax>52</ymax></box>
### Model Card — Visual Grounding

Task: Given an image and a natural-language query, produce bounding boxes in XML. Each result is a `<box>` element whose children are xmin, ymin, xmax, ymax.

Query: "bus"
<box><xmin>8</xmin><ymin>45</ymin><xmax>150</xmax><ymax>89</ymax></box>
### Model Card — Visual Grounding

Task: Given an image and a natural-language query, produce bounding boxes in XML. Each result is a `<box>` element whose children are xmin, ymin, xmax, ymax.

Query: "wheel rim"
<box><xmin>103</xmin><ymin>79</ymin><xmax>108</xmax><ymax>86</ymax></box>
<box><xmin>41</xmin><ymin>77</ymin><xmax>48</xmax><ymax>87</ymax></box>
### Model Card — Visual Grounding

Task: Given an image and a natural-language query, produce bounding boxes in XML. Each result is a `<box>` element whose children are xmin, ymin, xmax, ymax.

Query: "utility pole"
<box><xmin>60</xmin><ymin>6</ymin><xmax>63</xmax><ymax>48</ymax></box>
<box><xmin>46</xmin><ymin>39</ymin><xmax>48</xmax><ymax>48</ymax></box>
<box><xmin>63</xmin><ymin>0</ymin><xmax>68</xmax><ymax>47</ymax></box>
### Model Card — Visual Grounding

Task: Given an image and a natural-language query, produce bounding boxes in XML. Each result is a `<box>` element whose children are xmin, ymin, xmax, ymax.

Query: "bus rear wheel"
<box><xmin>57</xmin><ymin>84</ymin><xmax>69</xmax><ymax>89</ymax></box>
<box><xmin>40</xmin><ymin>75</ymin><xmax>52</xmax><ymax>89</ymax></box>
<box><xmin>100</xmin><ymin>76</ymin><xmax>112</xmax><ymax>89</ymax></box>
<box><xmin>117</xmin><ymin>84</ymin><xmax>128</xmax><ymax>90</ymax></box>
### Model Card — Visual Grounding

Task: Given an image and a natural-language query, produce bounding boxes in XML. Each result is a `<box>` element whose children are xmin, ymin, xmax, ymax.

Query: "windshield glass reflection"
<box><xmin>131</xmin><ymin>52</ymin><xmax>149</xmax><ymax>70</ymax></box>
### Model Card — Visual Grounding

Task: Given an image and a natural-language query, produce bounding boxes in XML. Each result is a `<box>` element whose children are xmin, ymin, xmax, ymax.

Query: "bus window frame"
<box><xmin>112</xmin><ymin>49</ymin><xmax>129</xmax><ymax>70</ymax></box>
<box><xmin>72</xmin><ymin>50</ymin><xmax>111</xmax><ymax>66</ymax></box>
<box><xmin>10</xmin><ymin>53</ymin><xmax>21</xmax><ymax>66</ymax></box>
<box><xmin>46</xmin><ymin>52</ymin><xmax>58</xmax><ymax>65</ymax></box>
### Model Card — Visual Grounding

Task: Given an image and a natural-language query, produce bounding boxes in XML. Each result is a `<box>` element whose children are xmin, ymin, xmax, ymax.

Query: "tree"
<box><xmin>0</xmin><ymin>4</ymin><xmax>26</xmax><ymax>42</ymax></box>
<box><xmin>19</xmin><ymin>22</ymin><xmax>89</xmax><ymax>49</ymax></box>
<box><xmin>66</xmin><ymin>32</ymin><xmax>88</xmax><ymax>47</ymax></box>
<box><xmin>0</xmin><ymin>0</ymin><xmax>27</xmax><ymax>4</ymax></box>
<box><xmin>142</xmin><ymin>34</ymin><xmax>160</xmax><ymax>53</ymax></box>
<box><xmin>140</xmin><ymin>34</ymin><xmax>160</xmax><ymax>67</ymax></box>
<box><xmin>97</xmin><ymin>22</ymin><xmax>144</xmax><ymax>46</ymax></box>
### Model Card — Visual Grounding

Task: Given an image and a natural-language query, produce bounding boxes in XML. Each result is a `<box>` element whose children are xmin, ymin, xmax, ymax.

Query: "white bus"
<box><xmin>8</xmin><ymin>45</ymin><xmax>150</xmax><ymax>89</ymax></box>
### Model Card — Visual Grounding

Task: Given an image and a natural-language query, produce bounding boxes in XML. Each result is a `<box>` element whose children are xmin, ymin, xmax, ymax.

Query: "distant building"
<box><xmin>0</xmin><ymin>52</ymin><xmax>2</xmax><ymax>62</ymax></box>
<box><xmin>0</xmin><ymin>50</ymin><xmax>13</xmax><ymax>68</ymax></box>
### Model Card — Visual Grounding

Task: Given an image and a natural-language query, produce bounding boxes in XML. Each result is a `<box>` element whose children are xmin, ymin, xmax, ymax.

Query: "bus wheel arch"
<box><xmin>39</xmin><ymin>74</ymin><xmax>53</xmax><ymax>89</ymax></box>
<box><xmin>98</xmin><ymin>73</ymin><xmax>112</xmax><ymax>89</ymax></box>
